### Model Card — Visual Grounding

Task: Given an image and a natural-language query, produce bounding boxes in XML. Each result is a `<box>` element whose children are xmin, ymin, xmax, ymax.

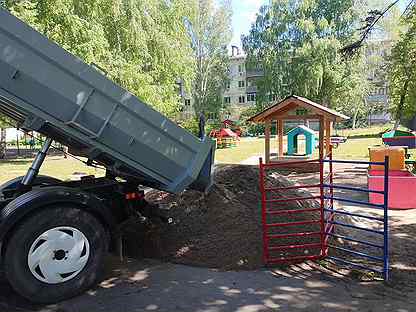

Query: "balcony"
<box><xmin>246</xmin><ymin>69</ymin><xmax>264</xmax><ymax>78</ymax></box>
<box><xmin>367</xmin><ymin>94</ymin><xmax>388</xmax><ymax>103</ymax></box>
<box><xmin>246</xmin><ymin>85</ymin><xmax>257</xmax><ymax>93</ymax></box>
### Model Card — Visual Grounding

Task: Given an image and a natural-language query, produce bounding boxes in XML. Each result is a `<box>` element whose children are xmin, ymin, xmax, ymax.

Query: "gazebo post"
<box><xmin>275</xmin><ymin>119</ymin><xmax>279</xmax><ymax>158</ymax></box>
<box><xmin>265</xmin><ymin>120</ymin><xmax>271</xmax><ymax>163</ymax></box>
<box><xmin>325</xmin><ymin>119</ymin><xmax>332</xmax><ymax>156</ymax></box>
<box><xmin>278</xmin><ymin>119</ymin><xmax>284</xmax><ymax>158</ymax></box>
<box><xmin>319</xmin><ymin>117</ymin><xmax>325</xmax><ymax>159</ymax></box>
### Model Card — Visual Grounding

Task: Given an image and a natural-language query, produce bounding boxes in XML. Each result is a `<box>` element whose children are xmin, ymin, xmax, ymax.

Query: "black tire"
<box><xmin>4</xmin><ymin>206</ymin><xmax>109</xmax><ymax>303</ymax></box>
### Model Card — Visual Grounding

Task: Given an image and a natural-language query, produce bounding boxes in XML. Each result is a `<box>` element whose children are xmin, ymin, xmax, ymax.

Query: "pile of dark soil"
<box><xmin>124</xmin><ymin>164</ymin><xmax>322</xmax><ymax>270</ymax></box>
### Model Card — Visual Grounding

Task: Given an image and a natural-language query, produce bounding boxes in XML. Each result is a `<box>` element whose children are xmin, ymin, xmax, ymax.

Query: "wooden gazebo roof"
<box><xmin>248</xmin><ymin>95</ymin><xmax>349</xmax><ymax>123</ymax></box>
<box><xmin>248</xmin><ymin>95</ymin><xmax>348</xmax><ymax>163</ymax></box>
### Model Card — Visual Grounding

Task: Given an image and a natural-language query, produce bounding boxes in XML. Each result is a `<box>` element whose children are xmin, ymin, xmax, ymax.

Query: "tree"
<box><xmin>242</xmin><ymin>0</ymin><xmax>370</xmax><ymax>121</ymax></box>
<box><xmin>5</xmin><ymin>0</ymin><xmax>196</xmax><ymax>118</ymax></box>
<box><xmin>187</xmin><ymin>0</ymin><xmax>232</xmax><ymax>117</ymax></box>
<box><xmin>388</xmin><ymin>7</ymin><xmax>416</xmax><ymax>129</ymax></box>
<box><xmin>0</xmin><ymin>116</ymin><xmax>10</xmax><ymax>159</ymax></box>
<box><xmin>341</xmin><ymin>0</ymin><xmax>414</xmax><ymax>56</ymax></box>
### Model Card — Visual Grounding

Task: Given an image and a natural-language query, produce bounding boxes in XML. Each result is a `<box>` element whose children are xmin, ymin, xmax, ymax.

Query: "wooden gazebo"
<box><xmin>248</xmin><ymin>95</ymin><xmax>349</xmax><ymax>163</ymax></box>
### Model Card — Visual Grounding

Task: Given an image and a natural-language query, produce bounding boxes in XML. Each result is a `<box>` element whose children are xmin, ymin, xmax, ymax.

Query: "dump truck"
<box><xmin>0</xmin><ymin>8</ymin><xmax>215</xmax><ymax>303</ymax></box>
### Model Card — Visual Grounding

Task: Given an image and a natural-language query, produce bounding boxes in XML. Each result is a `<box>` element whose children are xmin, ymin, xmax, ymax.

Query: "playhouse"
<box><xmin>209</xmin><ymin>128</ymin><xmax>239</xmax><ymax>149</ymax></box>
<box><xmin>287</xmin><ymin>125</ymin><xmax>317</xmax><ymax>156</ymax></box>
<box><xmin>248</xmin><ymin>95</ymin><xmax>349</xmax><ymax>164</ymax></box>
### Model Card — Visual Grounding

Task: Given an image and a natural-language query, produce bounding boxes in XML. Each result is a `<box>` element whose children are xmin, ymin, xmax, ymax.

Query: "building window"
<box><xmin>224</xmin><ymin>96</ymin><xmax>231</xmax><ymax>104</ymax></box>
<box><xmin>247</xmin><ymin>79</ymin><xmax>257</xmax><ymax>87</ymax></box>
<box><xmin>238</xmin><ymin>64</ymin><xmax>245</xmax><ymax>73</ymax></box>
<box><xmin>225</xmin><ymin>81</ymin><xmax>230</xmax><ymax>89</ymax></box>
<box><xmin>207</xmin><ymin>112</ymin><xmax>217</xmax><ymax>120</ymax></box>
<box><xmin>184</xmin><ymin>99</ymin><xmax>191</xmax><ymax>106</ymax></box>
<box><xmin>239</xmin><ymin>96</ymin><xmax>245</xmax><ymax>103</ymax></box>
<box><xmin>238</xmin><ymin>80</ymin><xmax>245</xmax><ymax>88</ymax></box>
<box><xmin>247</xmin><ymin>93</ymin><xmax>256</xmax><ymax>102</ymax></box>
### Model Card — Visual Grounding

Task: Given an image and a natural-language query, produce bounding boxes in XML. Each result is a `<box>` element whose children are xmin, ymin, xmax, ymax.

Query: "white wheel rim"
<box><xmin>27</xmin><ymin>226</ymin><xmax>90</xmax><ymax>284</ymax></box>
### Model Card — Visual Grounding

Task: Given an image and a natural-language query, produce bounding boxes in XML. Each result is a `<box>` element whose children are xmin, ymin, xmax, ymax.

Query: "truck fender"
<box><xmin>0</xmin><ymin>175</ymin><xmax>62</xmax><ymax>192</ymax></box>
<box><xmin>0</xmin><ymin>186</ymin><xmax>117</xmax><ymax>256</ymax></box>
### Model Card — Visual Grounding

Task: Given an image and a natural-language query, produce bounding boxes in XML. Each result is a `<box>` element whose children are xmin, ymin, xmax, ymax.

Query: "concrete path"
<box><xmin>1</xmin><ymin>257</ymin><xmax>414</xmax><ymax>312</ymax></box>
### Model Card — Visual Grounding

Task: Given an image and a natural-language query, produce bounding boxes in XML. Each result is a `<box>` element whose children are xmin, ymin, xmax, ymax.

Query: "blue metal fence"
<box><xmin>322</xmin><ymin>155</ymin><xmax>389</xmax><ymax>281</ymax></box>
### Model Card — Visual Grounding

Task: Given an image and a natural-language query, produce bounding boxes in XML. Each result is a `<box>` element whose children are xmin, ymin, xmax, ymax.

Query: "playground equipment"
<box><xmin>382</xmin><ymin>129</ymin><xmax>416</xmax><ymax>148</ymax></box>
<box><xmin>209</xmin><ymin>128</ymin><xmax>239</xmax><ymax>149</ymax></box>
<box><xmin>287</xmin><ymin>125</ymin><xmax>316</xmax><ymax>156</ymax></box>
<box><xmin>259</xmin><ymin>151</ymin><xmax>390</xmax><ymax>280</ymax></box>
<box><xmin>368</xmin><ymin>146</ymin><xmax>416</xmax><ymax>209</ymax></box>
<box><xmin>0</xmin><ymin>8</ymin><xmax>214</xmax><ymax>303</ymax></box>
<box><xmin>327</xmin><ymin>135</ymin><xmax>347</xmax><ymax>148</ymax></box>
<box><xmin>248</xmin><ymin>95</ymin><xmax>349</xmax><ymax>164</ymax></box>
<box><xmin>222</xmin><ymin>118</ymin><xmax>242</xmax><ymax>136</ymax></box>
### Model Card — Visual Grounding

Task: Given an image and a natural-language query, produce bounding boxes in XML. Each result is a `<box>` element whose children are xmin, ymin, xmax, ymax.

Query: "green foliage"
<box><xmin>189</xmin><ymin>0</ymin><xmax>232</xmax><ymax>116</ymax></box>
<box><xmin>180</xmin><ymin>117</ymin><xmax>199</xmax><ymax>136</ymax></box>
<box><xmin>239</xmin><ymin>106</ymin><xmax>265</xmax><ymax>135</ymax></box>
<box><xmin>388</xmin><ymin>7</ymin><xmax>416</xmax><ymax>123</ymax></box>
<box><xmin>0</xmin><ymin>115</ymin><xmax>13</xmax><ymax>129</ymax></box>
<box><xmin>6</xmin><ymin>0</ymin><xmax>196</xmax><ymax>118</ymax></box>
<box><xmin>180</xmin><ymin>118</ymin><xmax>222</xmax><ymax>137</ymax></box>
<box><xmin>242</xmin><ymin>0</ymin><xmax>370</xmax><ymax>117</ymax></box>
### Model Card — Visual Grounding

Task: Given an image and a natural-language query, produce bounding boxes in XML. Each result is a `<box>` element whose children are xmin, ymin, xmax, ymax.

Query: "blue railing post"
<box><xmin>383</xmin><ymin>156</ymin><xmax>389</xmax><ymax>281</ymax></box>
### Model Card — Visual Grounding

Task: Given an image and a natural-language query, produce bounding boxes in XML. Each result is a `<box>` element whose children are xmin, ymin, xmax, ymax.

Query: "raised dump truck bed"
<box><xmin>0</xmin><ymin>8</ymin><xmax>214</xmax><ymax>194</ymax></box>
<box><xmin>0</xmin><ymin>8</ymin><xmax>215</xmax><ymax>303</ymax></box>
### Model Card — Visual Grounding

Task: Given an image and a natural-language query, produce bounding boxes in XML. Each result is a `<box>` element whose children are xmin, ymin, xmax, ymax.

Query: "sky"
<box><xmin>230</xmin><ymin>0</ymin><xmax>268</xmax><ymax>48</ymax></box>
<box><xmin>228</xmin><ymin>0</ymin><xmax>411</xmax><ymax>50</ymax></box>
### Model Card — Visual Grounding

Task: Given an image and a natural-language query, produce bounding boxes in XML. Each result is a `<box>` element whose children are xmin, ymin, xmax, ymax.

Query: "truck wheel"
<box><xmin>4</xmin><ymin>206</ymin><xmax>109</xmax><ymax>303</ymax></box>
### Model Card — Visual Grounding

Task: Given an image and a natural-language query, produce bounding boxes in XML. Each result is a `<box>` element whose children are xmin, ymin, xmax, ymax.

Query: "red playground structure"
<box><xmin>209</xmin><ymin>128</ymin><xmax>239</xmax><ymax>149</ymax></box>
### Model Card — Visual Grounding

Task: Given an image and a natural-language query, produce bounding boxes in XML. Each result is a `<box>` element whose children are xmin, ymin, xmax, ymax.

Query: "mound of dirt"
<box><xmin>123</xmin><ymin>164</ymin><xmax>322</xmax><ymax>270</ymax></box>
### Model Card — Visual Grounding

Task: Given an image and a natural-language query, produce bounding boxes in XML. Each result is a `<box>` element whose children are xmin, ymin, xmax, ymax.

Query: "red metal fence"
<box><xmin>259</xmin><ymin>152</ymin><xmax>390</xmax><ymax>280</ymax></box>
<box><xmin>259</xmin><ymin>157</ymin><xmax>327</xmax><ymax>264</ymax></box>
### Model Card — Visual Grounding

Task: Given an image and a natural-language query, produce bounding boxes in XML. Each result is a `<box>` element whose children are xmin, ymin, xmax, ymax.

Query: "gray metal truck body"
<box><xmin>0</xmin><ymin>8</ymin><xmax>214</xmax><ymax>194</ymax></box>
<box><xmin>0</xmin><ymin>8</ymin><xmax>215</xmax><ymax>303</ymax></box>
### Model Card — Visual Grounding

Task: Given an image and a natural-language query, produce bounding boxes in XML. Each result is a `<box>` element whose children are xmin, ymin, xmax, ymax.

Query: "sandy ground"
<box><xmin>1</xmin><ymin>162</ymin><xmax>416</xmax><ymax>311</ymax></box>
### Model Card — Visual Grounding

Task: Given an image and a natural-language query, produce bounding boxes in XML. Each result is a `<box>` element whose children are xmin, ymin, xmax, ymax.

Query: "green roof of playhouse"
<box><xmin>382</xmin><ymin>130</ymin><xmax>415</xmax><ymax>138</ymax></box>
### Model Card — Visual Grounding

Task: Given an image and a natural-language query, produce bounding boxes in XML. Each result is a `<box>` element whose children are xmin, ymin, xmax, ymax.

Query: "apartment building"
<box><xmin>181</xmin><ymin>39</ymin><xmax>393</xmax><ymax>123</ymax></box>
<box><xmin>366</xmin><ymin>39</ymin><xmax>392</xmax><ymax>124</ymax></box>
<box><xmin>180</xmin><ymin>46</ymin><xmax>261</xmax><ymax>122</ymax></box>
<box><xmin>222</xmin><ymin>46</ymin><xmax>260</xmax><ymax>120</ymax></box>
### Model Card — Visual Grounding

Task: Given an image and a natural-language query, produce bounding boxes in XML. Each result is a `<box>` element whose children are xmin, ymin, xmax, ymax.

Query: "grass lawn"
<box><xmin>336</xmin><ymin>125</ymin><xmax>392</xmax><ymax>138</ymax></box>
<box><xmin>216</xmin><ymin>136</ymin><xmax>416</xmax><ymax>164</ymax></box>
<box><xmin>0</xmin><ymin>156</ymin><xmax>104</xmax><ymax>184</ymax></box>
<box><xmin>215</xmin><ymin>136</ymin><xmax>387</xmax><ymax>164</ymax></box>
<box><xmin>1</xmin><ymin>126</ymin><xmax>415</xmax><ymax>184</ymax></box>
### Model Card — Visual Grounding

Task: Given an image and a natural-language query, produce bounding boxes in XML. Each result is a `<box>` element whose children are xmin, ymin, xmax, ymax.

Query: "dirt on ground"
<box><xmin>124</xmin><ymin>165</ymin><xmax>323</xmax><ymax>270</ymax></box>
<box><xmin>122</xmin><ymin>163</ymin><xmax>416</xmax><ymax>293</ymax></box>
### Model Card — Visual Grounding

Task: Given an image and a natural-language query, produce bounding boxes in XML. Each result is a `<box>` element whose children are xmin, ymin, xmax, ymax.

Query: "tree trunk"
<box><xmin>352</xmin><ymin>108</ymin><xmax>359</xmax><ymax>129</ymax></box>
<box><xmin>393</xmin><ymin>79</ymin><xmax>409</xmax><ymax>131</ymax></box>
<box><xmin>0</xmin><ymin>128</ymin><xmax>5</xmax><ymax>159</ymax></box>
<box><xmin>16</xmin><ymin>129</ymin><xmax>20</xmax><ymax>156</ymax></box>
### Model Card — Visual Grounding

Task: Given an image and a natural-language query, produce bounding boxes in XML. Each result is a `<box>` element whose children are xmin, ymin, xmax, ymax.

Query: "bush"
<box><xmin>206</xmin><ymin>120</ymin><xmax>222</xmax><ymax>135</ymax></box>
<box><xmin>180</xmin><ymin>118</ymin><xmax>199</xmax><ymax>137</ymax></box>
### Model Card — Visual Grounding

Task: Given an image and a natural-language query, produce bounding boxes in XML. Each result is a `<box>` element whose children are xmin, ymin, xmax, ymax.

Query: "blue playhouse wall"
<box><xmin>287</xmin><ymin>126</ymin><xmax>316</xmax><ymax>156</ymax></box>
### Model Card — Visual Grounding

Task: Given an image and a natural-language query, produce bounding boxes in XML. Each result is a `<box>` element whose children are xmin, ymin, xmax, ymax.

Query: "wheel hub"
<box><xmin>27</xmin><ymin>226</ymin><xmax>90</xmax><ymax>284</ymax></box>
<box><xmin>53</xmin><ymin>249</ymin><xmax>66</xmax><ymax>261</ymax></box>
